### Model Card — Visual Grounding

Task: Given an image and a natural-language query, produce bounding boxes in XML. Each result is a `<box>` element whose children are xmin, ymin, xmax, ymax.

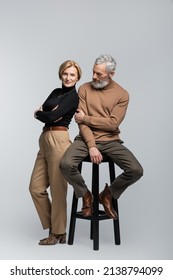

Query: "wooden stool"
<box><xmin>68</xmin><ymin>155</ymin><xmax>121</xmax><ymax>250</ymax></box>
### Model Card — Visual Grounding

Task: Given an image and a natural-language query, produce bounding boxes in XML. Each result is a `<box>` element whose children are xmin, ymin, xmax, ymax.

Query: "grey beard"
<box><xmin>91</xmin><ymin>79</ymin><xmax>109</xmax><ymax>89</ymax></box>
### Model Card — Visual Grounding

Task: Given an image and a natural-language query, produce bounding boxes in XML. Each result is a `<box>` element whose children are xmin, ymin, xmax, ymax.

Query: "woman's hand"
<box><xmin>34</xmin><ymin>106</ymin><xmax>43</xmax><ymax>118</ymax></box>
<box><xmin>75</xmin><ymin>109</ymin><xmax>85</xmax><ymax>123</ymax></box>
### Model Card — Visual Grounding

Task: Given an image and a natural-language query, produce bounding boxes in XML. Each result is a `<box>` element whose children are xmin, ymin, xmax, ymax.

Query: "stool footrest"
<box><xmin>74</xmin><ymin>211</ymin><xmax>115</xmax><ymax>221</ymax></box>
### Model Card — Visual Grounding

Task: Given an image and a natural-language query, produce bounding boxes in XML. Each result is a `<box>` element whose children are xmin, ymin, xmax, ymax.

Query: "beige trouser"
<box><xmin>29</xmin><ymin>130</ymin><xmax>71</xmax><ymax>235</ymax></box>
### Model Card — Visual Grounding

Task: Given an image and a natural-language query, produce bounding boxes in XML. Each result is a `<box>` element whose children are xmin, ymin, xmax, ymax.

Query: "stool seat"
<box><xmin>68</xmin><ymin>155</ymin><xmax>121</xmax><ymax>250</ymax></box>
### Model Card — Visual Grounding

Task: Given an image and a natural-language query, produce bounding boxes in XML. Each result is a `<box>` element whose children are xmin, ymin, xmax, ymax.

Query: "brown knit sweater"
<box><xmin>77</xmin><ymin>79</ymin><xmax>129</xmax><ymax>149</ymax></box>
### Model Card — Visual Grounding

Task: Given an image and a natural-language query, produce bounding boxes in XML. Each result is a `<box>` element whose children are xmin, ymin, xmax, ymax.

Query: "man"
<box><xmin>60</xmin><ymin>54</ymin><xmax>143</xmax><ymax>219</ymax></box>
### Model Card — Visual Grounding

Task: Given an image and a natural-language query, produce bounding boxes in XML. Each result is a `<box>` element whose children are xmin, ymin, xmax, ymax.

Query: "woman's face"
<box><xmin>61</xmin><ymin>66</ymin><xmax>78</xmax><ymax>87</ymax></box>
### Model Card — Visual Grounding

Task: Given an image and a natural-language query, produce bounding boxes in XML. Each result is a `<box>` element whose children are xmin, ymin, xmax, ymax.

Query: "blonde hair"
<box><xmin>58</xmin><ymin>60</ymin><xmax>82</xmax><ymax>80</ymax></box>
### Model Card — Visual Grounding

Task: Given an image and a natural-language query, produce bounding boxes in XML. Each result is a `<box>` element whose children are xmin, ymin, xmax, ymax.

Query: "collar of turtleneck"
<box><xmin>62</xmin><ymin>84</ymin><xmax>76</xmax><ymax>94</ymax></box>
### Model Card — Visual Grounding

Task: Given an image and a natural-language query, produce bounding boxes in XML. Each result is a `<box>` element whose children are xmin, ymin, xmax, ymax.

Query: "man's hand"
<box><xmin>75</xmin><ymin>109</ymin><xmax>85</xmax><ymax>123</ymax></box>
<box><xmin>89</xmin><ymin>147</ymin><xmax>103</xmax><ymax>164</ymax></box>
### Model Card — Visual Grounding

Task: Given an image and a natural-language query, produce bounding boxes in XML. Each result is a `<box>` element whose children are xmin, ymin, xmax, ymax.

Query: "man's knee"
<box><xmin>59</xmin><ymin>156</ymin><xmax>68</xmax><ymax>173</ymax></box>
<box><xmin>130</xmin><ymin>164</ymin><xmax>143</xmax><ymax>180</ymax></box>
<box><xmin>60</xmin><ymin>155</ymin><xmax>76</xmax><ymax>175</ymax></box>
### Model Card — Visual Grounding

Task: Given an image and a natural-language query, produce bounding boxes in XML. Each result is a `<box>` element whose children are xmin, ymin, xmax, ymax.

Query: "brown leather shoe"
<box><xmin>82</xmin><ymin>190</ymin><xmax>93</xmax><ymax>217</ymax></box>
<box><xmin>99</xmin><ymin>183</ymin><xmax>118</xmax><ymax>219</ymax></box>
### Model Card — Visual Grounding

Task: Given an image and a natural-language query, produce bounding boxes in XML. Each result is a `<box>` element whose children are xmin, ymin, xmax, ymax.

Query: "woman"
<box><xmin>29</xmin><ymin>60</ymin><xmax>82</xmax><ymax>245</ymax></box>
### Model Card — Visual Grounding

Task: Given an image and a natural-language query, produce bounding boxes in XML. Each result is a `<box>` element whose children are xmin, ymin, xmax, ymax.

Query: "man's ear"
<box><xmin>109</xmin><ymin>71</ymin><xmax>115</xmax><ymax>78</ymax></box>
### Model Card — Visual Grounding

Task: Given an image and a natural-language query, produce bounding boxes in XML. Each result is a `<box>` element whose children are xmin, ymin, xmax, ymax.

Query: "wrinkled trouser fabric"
<box><xmin>60</xmin><ymin>138</ymin><xmax>143</xmax><ymax>199</ymax></box>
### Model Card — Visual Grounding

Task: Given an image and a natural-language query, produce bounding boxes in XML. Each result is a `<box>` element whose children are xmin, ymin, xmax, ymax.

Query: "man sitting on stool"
<box><xmin>60</xmin><ymin>54</ymin><xmax>143</xmax><ymax>219</ymax></box>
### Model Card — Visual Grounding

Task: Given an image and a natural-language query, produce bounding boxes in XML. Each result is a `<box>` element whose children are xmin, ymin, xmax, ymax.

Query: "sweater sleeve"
<box><xmin>36</xmin><ymin>90</ymin><xmax>78</xmax><ymax>123</ymax></box>
<box><xmin>82</xmin><ymin>92</ymin><xmax>129</xmax><ymax>131</ymax></box>
<box><xmin>77</xmin><ymin>87</ymin><xmax>96</xmax><ymax>148</ymax></box>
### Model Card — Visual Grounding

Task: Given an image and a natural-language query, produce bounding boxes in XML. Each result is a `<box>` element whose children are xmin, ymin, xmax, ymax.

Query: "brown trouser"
<box><xmin>29</xmin><ymin>130</ymin><xmax>71</xmax><ymax>234</ymax></box>
<box><xmin>60</xmin><ymin>138</ymin><xmax>143</xmax><ymax>199</ymax></box>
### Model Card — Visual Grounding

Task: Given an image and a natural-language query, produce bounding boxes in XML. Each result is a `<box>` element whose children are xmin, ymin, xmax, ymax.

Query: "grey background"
<box><xmin>0</xmin><ymin>0</ymin><xmax>173</xmax><ymax>260</ymax></box>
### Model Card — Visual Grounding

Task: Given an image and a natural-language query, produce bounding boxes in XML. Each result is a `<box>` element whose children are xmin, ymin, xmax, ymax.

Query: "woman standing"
<box><xmin>29</xmin><ymin>60</ymin><xmax>82</xmax><ymax>245</ymax></box>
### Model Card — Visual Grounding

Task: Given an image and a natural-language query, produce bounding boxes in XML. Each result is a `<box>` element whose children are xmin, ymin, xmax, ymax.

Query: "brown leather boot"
<box><xmin>82</xmin><ymin>190</ymin><xmax>93</xmax><ymax>217</ymax></box>
<box><xmin>99</xmin><ymin>183</ymin><xmax>118</xmax><ymax>219</ymax></box>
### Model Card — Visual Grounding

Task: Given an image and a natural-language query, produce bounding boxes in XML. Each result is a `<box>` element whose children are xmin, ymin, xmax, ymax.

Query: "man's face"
<box><xmin>91</xmin><ymin>63</ymin><xmax>112</xmax><ymax>89</ymax></box>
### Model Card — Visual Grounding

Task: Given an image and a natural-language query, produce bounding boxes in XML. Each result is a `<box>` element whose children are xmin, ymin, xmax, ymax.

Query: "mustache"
<box><xmin>91</xmin><ymin>79</ymin><xmax>109</xmax><ymax>89</ymax></box>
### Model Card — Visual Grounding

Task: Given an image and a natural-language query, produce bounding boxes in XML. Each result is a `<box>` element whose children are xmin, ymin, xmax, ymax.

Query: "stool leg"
<box><xmin>90</xmin><ymin>163</ymin><xmax>99</xmax><ymax>250</ymax></box>
<box><xmin>68</xmin><ymin>192</ymin><xmax>78</xmax><ymax>245</ymax></box>
<box><xmin>68</xmin><ymin>162</ymin><xmax>82</xmax><ymax>245</ymax></box>
<box><xmin>109</xmin><ymin>160</ymin><xmax>121</xmax><ymax>245</ymax></box>
<box><xmin>112</xmin><ymin>199</ymin><xmax>121</xmax><ymax>245</ymax></box>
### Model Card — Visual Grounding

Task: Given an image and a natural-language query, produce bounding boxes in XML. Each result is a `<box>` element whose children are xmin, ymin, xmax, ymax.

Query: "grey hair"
<box><xmin>94</xmin><ymin>54</ymin><xmax>116</xmax><ymax>72</ymax></box>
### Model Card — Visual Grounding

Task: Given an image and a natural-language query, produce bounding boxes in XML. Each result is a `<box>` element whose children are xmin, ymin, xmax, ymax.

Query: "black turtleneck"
<box><xmin>35</xmin><ymin>85</ymin><xmax>79</xmax><ymax>128</ymax></box>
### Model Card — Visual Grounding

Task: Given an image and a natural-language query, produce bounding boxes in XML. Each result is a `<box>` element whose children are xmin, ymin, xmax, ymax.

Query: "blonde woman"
<box><xmin>29</xmin><ymin>60</ymin><xmax>82</xmax><ymax>245</ymax></box>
